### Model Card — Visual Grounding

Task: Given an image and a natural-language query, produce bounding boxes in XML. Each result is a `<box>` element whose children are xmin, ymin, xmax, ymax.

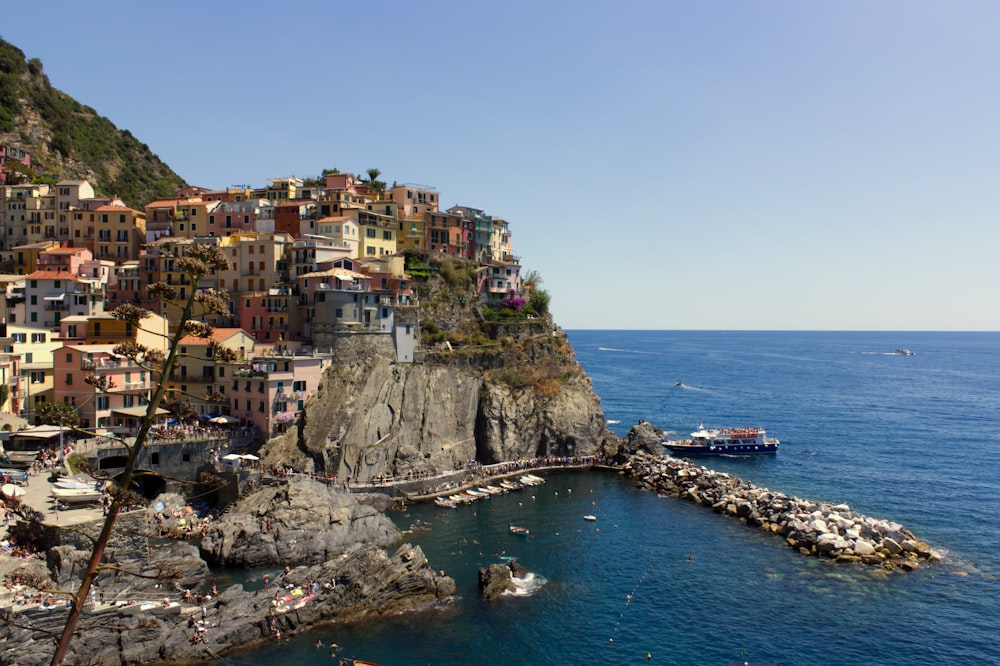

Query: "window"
<box><xmin>30</xmin><ymin>333</ymin><xmax>45</xmax><ymax>343</ymax></box>
<box><xmin>66</xmin><ymin>353</ymin><xmax>73</xmax><ymax>362</ymax></box>
<box><xmin>96</xmin><ymin>396</ymin><xmax>109</xmax><ymax>410</ymax></box>
<box><xmin>65</xmin><ymin>373</ymin><xmax>72</xmax><ymax>385</ymax></box>
<box><xmin>366</xmin><ymin>228</ymin><xmax>376</xmax><ymax>238</ymax></box>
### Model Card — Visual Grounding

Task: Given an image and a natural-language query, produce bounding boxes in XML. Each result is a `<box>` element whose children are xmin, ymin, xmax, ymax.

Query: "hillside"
<box><xmin>0</xmin><ymin>37</ymin><xmax>186</xmax><ymax>207</ymax></box>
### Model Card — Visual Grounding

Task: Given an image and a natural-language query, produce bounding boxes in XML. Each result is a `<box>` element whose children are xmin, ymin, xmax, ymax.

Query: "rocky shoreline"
<box><xmin>624</xmin><ymin>449</ymin><xmax>937</xmax><ymax>569</ymax></box>
<box><xmin>0</xmin><ymin>479</ymin><xmax>455</xmax><ymax>666</ymax></box>
<box><xmin>1</xmin><ymin>425</ymin><xmax>942</xmax><ymax>665</ymax></box>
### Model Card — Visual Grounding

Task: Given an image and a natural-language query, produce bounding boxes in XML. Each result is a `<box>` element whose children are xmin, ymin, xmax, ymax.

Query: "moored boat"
<box><xmin>55</xmin><ymin>478</ymin><xmax>103</xmax><ymax>491</ymax></box>
<box><xmin>661</xmin><ymin>426</ymin><xmax>779</xmax><ymax>456</ymax></box>
<box><xmin>50</xmin><ymin>487</ymin><xmax>104</xmax><ymax>504</ymax></box>
<box><xmin>509</xmin><ymin>524</ymin><xmax>530</xmax><ymax>535</ymax></box>
<box><xmin>519</xmin><ymin>474</ymin><xmax>545</xmax><ymax>486</ymax></box>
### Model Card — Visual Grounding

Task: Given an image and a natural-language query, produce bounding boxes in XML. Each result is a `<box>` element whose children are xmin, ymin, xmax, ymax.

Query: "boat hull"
<box><xmin>663</xmin><ymin>442</ymin><xmax>778</xmax><ymax>456</ymax></box>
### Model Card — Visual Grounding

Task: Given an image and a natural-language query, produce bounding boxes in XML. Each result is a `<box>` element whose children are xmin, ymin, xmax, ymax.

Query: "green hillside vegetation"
<box><xmin>0</xmin><ymin>37</ymin><xmax>186</xmax><ymax>207</ymax></box>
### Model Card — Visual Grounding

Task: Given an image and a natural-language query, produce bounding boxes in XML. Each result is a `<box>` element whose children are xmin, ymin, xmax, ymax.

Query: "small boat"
<box><xmin>500</xmin><ymin>480</ymin><xmax>523</xmax><ymax>491</ymax></box>
<box><xmin>661</xmin><ymin>425</ymin><xmax>779</xmax><ymax>456</ymax></box>
<box><xmin>55</xmin><ymin>478</ymin><xmax>103</xmax><ymax>490</ymax></box>
<box><xmin>509</xmin><ymin>524</ymin><xmax>530</xmax><ymax>535</ymax></box>
<box><xmin>519</xmin><ymin>474</ymin><xmax>545</xmax><ymax>486</ymax></box>
<box><xmin>1</xmin><ymin>451</ymin><xmax>39</xmax><ymax>467</ymax></box>
<box><xmin>434</xmin><ymin>497</ymin><xmax>458</xmax><ymax>509</ymax></box>
<box><xmin>50</xmin><ymin>487</ymin><xmax>104</xmax><ymax>504</ymax></box>
<box><xmin>482</xmin><ymin>485</ymin><xmax>504</xmax><ymax>495</ymax></box>
<box><xmin>465</xmin><ymin>488</ymin><xmax>489</xmax><ymax>499</ymax></box>
<box><xmin>583</xmin><ymin>515</ymin><xmax>597</xmax><ymax>521</ymax></box>
<box><xmin>893</xmin><ymin>348</ymin><xmax>915</xmax><ymax>356</ymax></box>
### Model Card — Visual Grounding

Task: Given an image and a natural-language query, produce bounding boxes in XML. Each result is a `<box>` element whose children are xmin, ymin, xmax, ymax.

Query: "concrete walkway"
<box><xmin>2</xmin><ymin>469</ymin><xmax>105</xmax><ymax>581</ymax></box>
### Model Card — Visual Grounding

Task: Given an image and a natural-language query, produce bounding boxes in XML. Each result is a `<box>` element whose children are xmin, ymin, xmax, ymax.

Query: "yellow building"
<box><xmin>91</xmin><ymin>204</ymin><xmax>147</xmax><ymax>262</ymax></box>
<box><xmin>357</xmin><ymin>210</ymin><xmax>397</xmax><ymax>258</ymax></box>
<box><xmin>216</xmin><ymin>232</ymin><xmax>290</xmax><ymax>298</ymax></box>
<box><xmin>2</xmin><ymin>183</ymin><xmax>55</xmax><ymax>251</ymax></box>
<box><xmin>7</xmin><ymin>322</ymin><xmax>60</xmax><ymax>414</ymax></box>
<box><xmin>10</xmin><ymin>240</ymin><xmax>59</xmax><ymax>275</ymax></box>
<box><xmin>396</xmin><ymin>214</ymin><xmax>425</xmax><ymax>253</ymax></box>
<box><xmin>251</xmin><ymin>177</ymin><xmax>304</xmax><ymax>202</ymax></box>
<box><xmin>164</xmin><ymin>327</ymin><xmax>255</xmax><ymax>417</ymax></box>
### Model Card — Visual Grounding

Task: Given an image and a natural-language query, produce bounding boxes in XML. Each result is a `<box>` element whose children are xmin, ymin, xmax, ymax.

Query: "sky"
<box><xmin>4</xmin><ymin>1</ymin><xmax>1000</xmax><ymax>330</ymax></box>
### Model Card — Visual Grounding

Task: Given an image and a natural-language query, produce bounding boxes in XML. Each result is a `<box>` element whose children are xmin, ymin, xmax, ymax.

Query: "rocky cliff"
<box><xmin>262</xmin><ymin>255</ymin><xmax>613</xmax><ymax>479</ymax></box>
<box><xmin>264</xmin><ymin>329</ymin><xmax>610</xmax><ymax>480</ymax></box>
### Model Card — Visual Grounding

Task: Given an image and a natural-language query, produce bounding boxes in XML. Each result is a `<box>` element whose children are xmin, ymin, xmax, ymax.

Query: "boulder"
<box><xmin>479</xmin><ymin>563</ymin><xmax>516</xmax><ymax>600</ymax></box>
<box><xmin>200</xmin><ymin>477</ymin><xmax>399</xmax><ymax>567</ymax></box>
<box><xmin>853</xmin><ymin>539</ymin><xmax>877</xmax><ymax>557</ymax></box>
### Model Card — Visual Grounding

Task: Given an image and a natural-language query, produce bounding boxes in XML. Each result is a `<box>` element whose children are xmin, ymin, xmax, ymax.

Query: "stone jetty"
<box><xmin>625</xmin><ymin>450</ymin><xmax>936</xmax><ymax>570</ymax></box>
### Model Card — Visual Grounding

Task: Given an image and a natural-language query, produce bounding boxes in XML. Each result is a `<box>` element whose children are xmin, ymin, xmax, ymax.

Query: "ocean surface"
<box><xmin>221</xmin><ymin>331</ymin><xmax>1000</xmax><ymax>665</ymax></box>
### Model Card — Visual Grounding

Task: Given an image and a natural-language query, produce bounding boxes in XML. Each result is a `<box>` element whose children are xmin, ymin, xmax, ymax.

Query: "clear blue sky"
<box><xmin>5</xmin><ymin>1</ymin><xmax>999</xmax><ymax>330</ymax></box>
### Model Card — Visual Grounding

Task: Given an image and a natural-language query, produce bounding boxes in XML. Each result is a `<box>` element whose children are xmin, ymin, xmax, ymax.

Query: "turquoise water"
<box><xmin>222</xmin><ymin>331</ymin><xmax>1000</xmax><ymax>665</ymax></box>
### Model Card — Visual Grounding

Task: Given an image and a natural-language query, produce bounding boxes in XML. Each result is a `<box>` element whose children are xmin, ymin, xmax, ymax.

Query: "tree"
<box><xmin>364</xmin><ymin>167</ymin><xmax>386</xmax><ymax>193</ymax></box>
<box><xmin>521</xmin><ymin>269</ymin><xmax>543</xmax><ymax>291</ymax></box>
<box><xmin>33</xmin><ymin>401</ymin><xmax>80</xmax><ymax>428</ymax></box>
<box><xmin>49</xmin><ymin>244</ymin><xmax>235</xmax><ymax>666</ymax></box>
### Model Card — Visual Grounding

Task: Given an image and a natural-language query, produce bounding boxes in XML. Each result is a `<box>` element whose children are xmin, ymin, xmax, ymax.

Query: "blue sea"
<box><xmin>222</xmin><ymin>331</ymin><xmax>1000</xmax><ymax>665</ymax></box>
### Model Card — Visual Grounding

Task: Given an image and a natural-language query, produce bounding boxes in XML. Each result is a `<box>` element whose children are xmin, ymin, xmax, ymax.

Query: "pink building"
<box><xmin>230</xmin><ymin>353</ymin><xmax>332</xmax><ymax>437</ymax></box>
<box><xmin>53</xmin><ymin>343</ymin><xmax>159</xmax><ymax>434</ymax></box>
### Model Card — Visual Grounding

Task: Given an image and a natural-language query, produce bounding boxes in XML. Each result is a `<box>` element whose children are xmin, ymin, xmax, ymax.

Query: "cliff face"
<box><xmin>264</xmin><ymin>331</ymin><xmax>610</xmax><ymax>479</ymax></box>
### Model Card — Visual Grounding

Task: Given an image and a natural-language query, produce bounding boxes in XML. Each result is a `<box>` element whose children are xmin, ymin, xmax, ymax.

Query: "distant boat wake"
<box><xmin>674</xmin><ymin>382</ymin><xmax>709</xmax><ymax>392</ymax></box>
<box><xmin>504</xmin><ymin>572</ymin><xmax>547</xmax><ymax>597</ymax></box>
<box><xmin>597</xmin><ymin>347</ymin><xmax>664</xmax><ymax>355</ymax></box>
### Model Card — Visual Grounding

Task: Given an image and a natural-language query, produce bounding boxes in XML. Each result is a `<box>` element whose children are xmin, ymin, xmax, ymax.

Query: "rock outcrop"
<box><xmin>0</xmin><ymin>542</ymin><xmax>453</xmax><ymax>666</ymax></box>
<box><xmin>604</xmin><ymin>419</ymin><xmax>663</xmax><ymax>464</ymax></box>
<box><xmin>625</xmin><ymin>449</ymin><xmax>937</xmax><ymax>569</ymax></box>
<box><xmin>200</xmin><ymin>478</ymin><xmax>399</xmax><ymax>567</ymax></box>
<box><xmin>265</xmin><ymin>331</ymin><xmax>612</xmax><ymax>480</ymax></box>
<box><xmin>478</xmin><ymin>559</ymin><xmax>527</xmax><ymax>600</ymax></box>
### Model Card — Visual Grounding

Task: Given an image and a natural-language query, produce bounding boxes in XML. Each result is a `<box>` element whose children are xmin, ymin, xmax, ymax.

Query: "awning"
<box><xmin>43</xmin><ymin>294</ymin><xmax>66</xmax><ymax>301</ymax></box>
<box><xmin>110</xmin><ymin>406</ymin><xmax>170</xmax><ymax>418</ymax></box>
<box><xmin>12</xmin><ymin>425</ymin><xmax>71</xmax><ymax>439</ymax></box>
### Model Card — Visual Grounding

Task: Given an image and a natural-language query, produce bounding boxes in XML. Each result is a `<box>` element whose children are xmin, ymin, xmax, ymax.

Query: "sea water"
<box><xmin>221</xmin><ymin>331</ymin><xmax>1000</xmax><ymax>665</ymax></box>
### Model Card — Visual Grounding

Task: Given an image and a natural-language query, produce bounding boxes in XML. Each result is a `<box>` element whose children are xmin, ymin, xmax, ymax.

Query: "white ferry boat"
<box><xmin>660</xmin><ymin>426</ymin><xmax>779</xmax><ymax>456</ymax></box>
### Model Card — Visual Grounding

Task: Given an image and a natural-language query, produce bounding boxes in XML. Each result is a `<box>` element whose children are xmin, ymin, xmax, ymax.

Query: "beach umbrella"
<box><xmin>2</xmin><ymin>483</ymin><xmax>25</xmax><ymax>500</ymax></box>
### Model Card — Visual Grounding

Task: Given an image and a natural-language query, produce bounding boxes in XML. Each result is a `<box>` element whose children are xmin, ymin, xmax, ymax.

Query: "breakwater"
<box><xmin>624</xmin><ymin>450</ymin><xmax>937</xmax><ymax>570</ymax></box>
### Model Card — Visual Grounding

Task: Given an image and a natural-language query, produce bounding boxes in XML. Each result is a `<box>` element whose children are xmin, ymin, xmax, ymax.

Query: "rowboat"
<box><xmin>50</xmin><ymin>487</ymin><xmax>103</xmax><ymax>504</ymax></box>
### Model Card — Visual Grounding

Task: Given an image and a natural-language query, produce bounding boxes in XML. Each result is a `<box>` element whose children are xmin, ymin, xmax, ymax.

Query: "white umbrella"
<box><xmin>2</xmin><ymin>483</ymin><xmax>25</xmax><ymax>500</ymax></box>
<box><xmin>240</xmin><ymin>454</ymin><xmax>260</xmax><ymax>461</ymax></box>
<box><xmin>209</xmin><ymin>415</ymin><xmax>239</xmax><ymax>425</ymax></box>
